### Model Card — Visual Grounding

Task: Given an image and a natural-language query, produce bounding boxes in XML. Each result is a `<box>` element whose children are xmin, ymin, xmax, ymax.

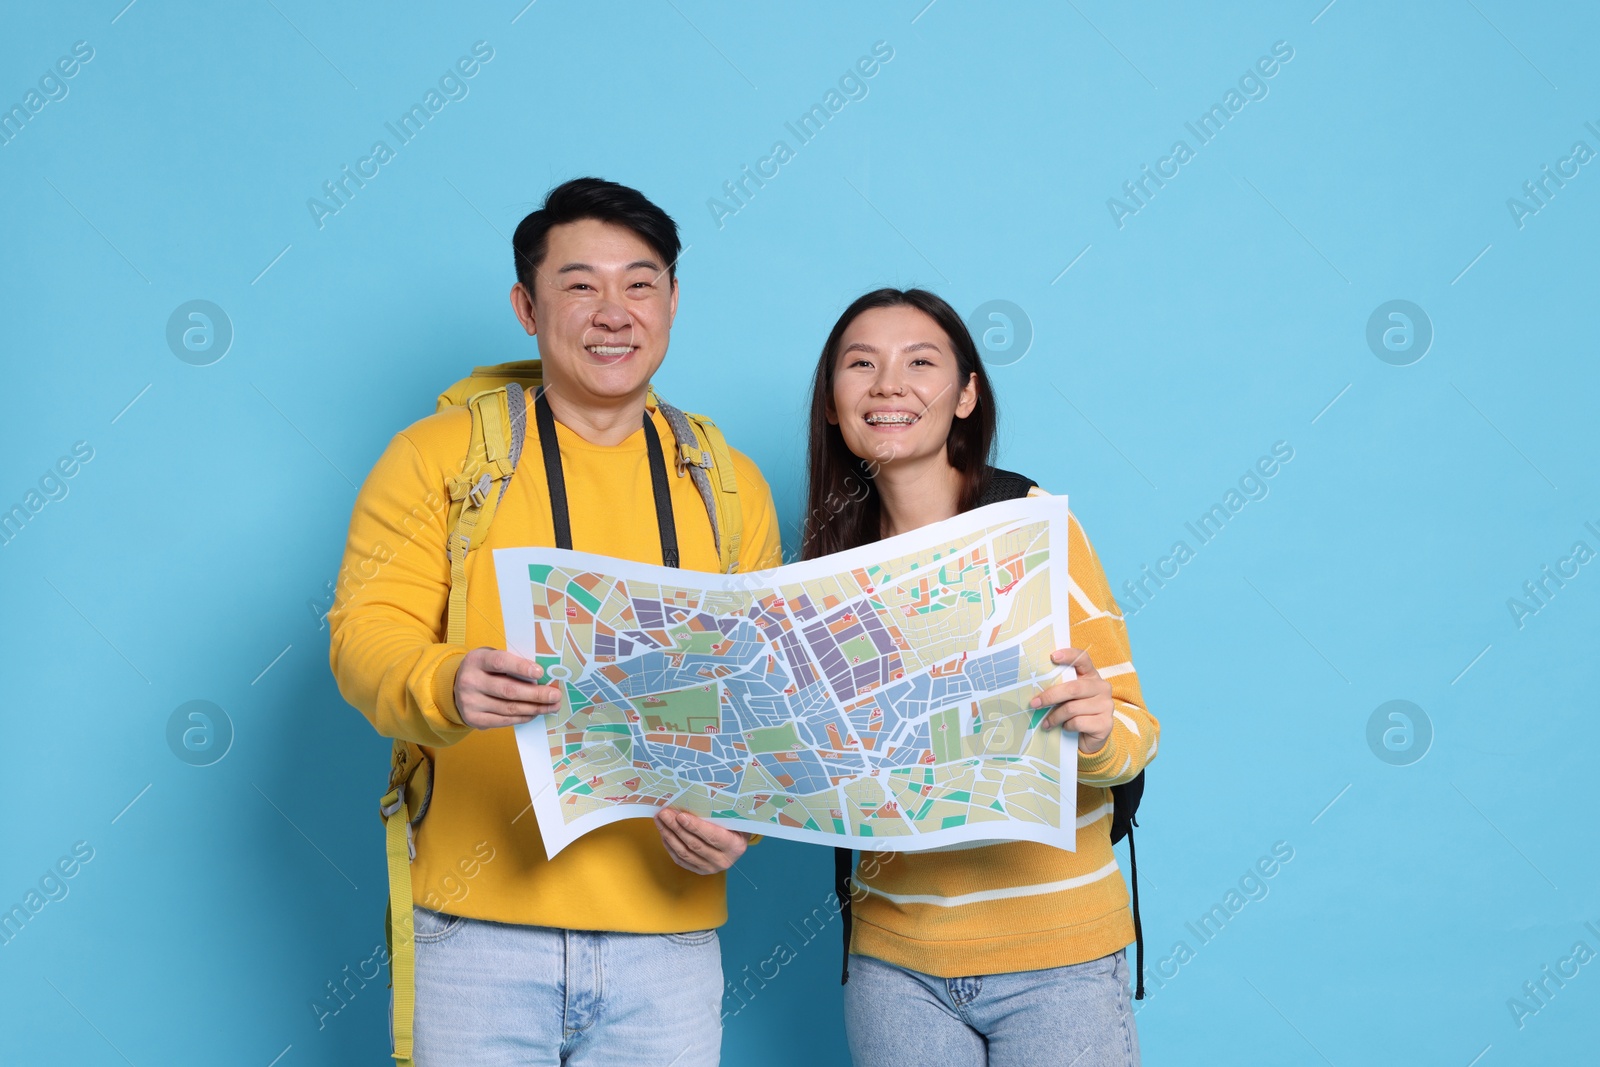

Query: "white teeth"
<box><xmin>588</xmin><ymin>345</ymin><xmax>632</xmax><ymax>356</ymax></box>
<box><xmin>866</xmin><ymin>412</ymin><xmax>918</xmax><ymax>426</ymax></box>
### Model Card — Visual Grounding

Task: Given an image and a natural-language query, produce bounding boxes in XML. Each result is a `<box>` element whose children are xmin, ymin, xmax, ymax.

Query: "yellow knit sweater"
<box><xmin>849</xmin><ymin>503</ymin><xmax>1160</xmax><ymax>977</ymax></box>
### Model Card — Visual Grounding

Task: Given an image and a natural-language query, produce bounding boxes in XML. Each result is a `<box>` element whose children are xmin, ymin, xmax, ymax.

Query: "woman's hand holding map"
<box><xmin>1031</xmin><ymin>647</ymin><xmax>1114</xmax><ymax>756</ymax></box>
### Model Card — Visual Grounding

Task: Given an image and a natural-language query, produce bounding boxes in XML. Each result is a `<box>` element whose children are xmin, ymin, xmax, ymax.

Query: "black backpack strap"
<box><xmin>977</xmin><ymin>466</ymin><xmax>1038</xmax><ymax>507</ymax></box>
<box><xmin>1125</xmin><ymin>817</ymin><xmax>1145</xmax><ymax>1000</ymax></box>
<box><xmin>1113</xmin><ymin>773</ymin><xmax>1147</xmax><ymax>1000</ymax></box>
<box><xmin>1109</xmin><ymin>772</ymin><xmax>1144</xmax><ymax>845</ymax></box>
<box><xmin>835</xmin><ymin>847</ymin><xmax>854</xmax><ymax>984</ymax></box>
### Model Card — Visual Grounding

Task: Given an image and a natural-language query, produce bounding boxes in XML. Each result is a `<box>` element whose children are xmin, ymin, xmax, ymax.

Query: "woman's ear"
<box><xmin>954</xmin><ymin>371</ymin><xmax>979</xmax><ymax>419</ymax></box>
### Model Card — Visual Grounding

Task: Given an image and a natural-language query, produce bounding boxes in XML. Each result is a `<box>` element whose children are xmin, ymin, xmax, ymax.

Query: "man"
<box><xmin>330</xmin><ymin>177</ymin><xmax>782</xmax><ymax>1065</ymax></box>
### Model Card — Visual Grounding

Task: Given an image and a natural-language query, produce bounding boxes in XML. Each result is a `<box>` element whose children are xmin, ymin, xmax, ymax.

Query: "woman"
<box><xmin>803</xmin><ymin>288</ymin><xmax>1158</xmax><ymax>1067</ymax></box>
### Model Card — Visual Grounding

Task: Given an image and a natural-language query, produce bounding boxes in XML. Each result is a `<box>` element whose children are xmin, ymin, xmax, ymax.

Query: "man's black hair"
<box><xmin>512</xmin><ymin>177</ymin><xmax>681</xmax><ymax>296</ymax></box>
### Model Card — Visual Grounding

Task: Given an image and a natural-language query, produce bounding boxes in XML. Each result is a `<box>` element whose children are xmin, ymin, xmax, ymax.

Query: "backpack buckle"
<box><xmin>380</xmin><ymin>784</ymin><xmax>405</xmax><ymax>821</ymax></box>
<box><xmin>676</xmin><ymin>443</ymin><xmax>710</xmax><ymax>474</ymax></box>
<box><xmin>468</xmin><ymin>472</ymin><xmax>494</xmax><ymax>507</ymax></box>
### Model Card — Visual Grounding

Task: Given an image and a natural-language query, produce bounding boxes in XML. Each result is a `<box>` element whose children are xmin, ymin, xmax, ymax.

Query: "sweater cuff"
<box><xmin>433</xmin><ymin>652</ymin><xmax>467</xmax><ymax>727</ymax></box>
<box><xmin>1075</xmin><ymin>734</ymin><xmax>1123</xmax><ymax>779</ymax></box>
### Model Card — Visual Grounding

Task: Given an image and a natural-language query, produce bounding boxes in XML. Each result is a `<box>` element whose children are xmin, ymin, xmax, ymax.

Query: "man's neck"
<box><xmin>541</xmin><ymin>383</ymin><xmax>650</xmax><ymax>447</ymax></box>
<box><xmin>875</xmin><ymin>456</ymin><xmax>966</xmax><ymax>539</ymax></box>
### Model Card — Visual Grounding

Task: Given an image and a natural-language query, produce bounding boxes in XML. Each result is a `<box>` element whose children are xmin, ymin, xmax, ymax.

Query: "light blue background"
<box><xmin>2</xmin><ymin>1</ymin><xmax>1597</xmax><ymax>1064</ymax></box>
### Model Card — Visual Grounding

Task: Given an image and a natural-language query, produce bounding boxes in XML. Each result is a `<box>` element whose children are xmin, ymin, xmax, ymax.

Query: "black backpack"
<box><xmin>834</xmin><ymin>467</ymin><xmax>1147</xmax><ymax>998</ymax></box>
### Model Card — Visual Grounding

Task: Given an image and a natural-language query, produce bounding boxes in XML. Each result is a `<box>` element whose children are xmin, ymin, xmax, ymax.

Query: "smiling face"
<box><xmin>510</xmin><ymin>217</ymin><xmax>678</xmax><ymax>408</ymax></box>
<box><xmin>828</xmin><ymin>305</ymin><xmax>978</xmax><ymax>470</ymax></box>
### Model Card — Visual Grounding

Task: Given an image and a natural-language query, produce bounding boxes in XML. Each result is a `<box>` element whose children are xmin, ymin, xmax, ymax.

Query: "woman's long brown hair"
<box><xmin>801</xmin><ymin>288</ymin><xmax>998</xmax><ymax>561</ymax></box>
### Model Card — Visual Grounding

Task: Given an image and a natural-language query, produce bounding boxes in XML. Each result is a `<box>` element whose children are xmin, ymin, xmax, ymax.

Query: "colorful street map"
<box><xmin>493</xmin><ymin>494</ymin><xmax>1075</xmax><ymax>857</ymax></box>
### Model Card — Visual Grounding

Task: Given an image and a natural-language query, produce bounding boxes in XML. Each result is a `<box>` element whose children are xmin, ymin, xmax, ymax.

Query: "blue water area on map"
<box><xmin>847</xmin><ymin>648</ymin><xmax>1024</xmax><ymax>749</ymax></box>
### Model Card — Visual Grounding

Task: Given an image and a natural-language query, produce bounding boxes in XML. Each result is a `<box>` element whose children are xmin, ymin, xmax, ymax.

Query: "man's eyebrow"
<box><xmin>554</xmin><ymin>260</ymin><xmax>663</xmax><ymax>274</ymax></box>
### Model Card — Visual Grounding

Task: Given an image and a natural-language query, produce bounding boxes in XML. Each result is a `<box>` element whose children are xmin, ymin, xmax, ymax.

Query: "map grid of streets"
<box><xmin>494</xmin><ymin>495</ymin><xmax>1076</xmax><ymax>857</ymax></box>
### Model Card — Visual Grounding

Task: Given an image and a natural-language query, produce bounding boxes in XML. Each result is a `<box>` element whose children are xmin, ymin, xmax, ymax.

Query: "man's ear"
<box><xmin>510</xmin><ymin>282</ymin><xmax>537</xmax><ymax>336</ymax></box>
<box><xmin>668</xmin><ymin>275</ymin><xmax>679</xmax><ymax>326</ymax></box>
<box><xmin>954</xmin><ymin>371</ymin><xmax>979</xmax><ymax>418</ymax></box>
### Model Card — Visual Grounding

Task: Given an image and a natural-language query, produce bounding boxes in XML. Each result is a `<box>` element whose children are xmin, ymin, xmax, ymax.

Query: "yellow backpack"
<box><xmin>378</xmin><ymin>360</ymin><xmax>745</xmax><ymax>1065</ymax></box>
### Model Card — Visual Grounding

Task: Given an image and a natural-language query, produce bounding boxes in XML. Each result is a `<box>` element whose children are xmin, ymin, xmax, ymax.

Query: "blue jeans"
<box><xmin>843</xmin><ymin>950</ymin><xmax>1139</xmax><ymax>1067</ymax></box>
<box><xmin>407</xmin><ymin>905</ymin><xmax>723</xmax><ymax>1066</ymax></box>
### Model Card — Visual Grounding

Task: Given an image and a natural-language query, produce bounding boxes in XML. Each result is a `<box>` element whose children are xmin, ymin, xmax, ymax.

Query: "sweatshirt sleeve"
<box><xmin>327</xmin><ymin>428</ymin><xmax>474</xmax><ymax>748</ymax></box>
<box><xmin>1057</xmin><ymin>506</ymin><xmax>1160</xmax><ymax>786</ymax></box>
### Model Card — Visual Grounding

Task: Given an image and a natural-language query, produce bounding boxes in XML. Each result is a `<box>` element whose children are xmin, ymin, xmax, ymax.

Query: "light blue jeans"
<box><xmin>407</xmin><ymin>905</ymin><xmax>724</xmax><ymax>1066</ymax></box>
<box><xmin>843</xmin><ymin>950</ymin><xmax>1139</xmax><ymax>1067</ymax></box>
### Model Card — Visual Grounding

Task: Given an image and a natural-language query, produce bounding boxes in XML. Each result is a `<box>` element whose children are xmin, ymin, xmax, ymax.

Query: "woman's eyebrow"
<box><xmin>842</xmin><ymin>339</ymin><xmax>945</xmax><ymax>356</ymax></box>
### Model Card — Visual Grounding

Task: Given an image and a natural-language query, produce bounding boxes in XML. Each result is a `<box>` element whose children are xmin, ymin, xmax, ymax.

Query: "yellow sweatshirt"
<box><xmin>329</xmin><ymin>392</ymin><xmax>782</xmax><ymax>932</ymax></box>
<box><xmin>849</xmin><ymin>504</ymin><xmax>1160</xmax><ymax>977</ymax></box>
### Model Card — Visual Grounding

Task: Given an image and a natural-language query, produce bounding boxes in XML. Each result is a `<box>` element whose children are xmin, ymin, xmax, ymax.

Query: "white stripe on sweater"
<box><xmin>1066</xmin><ymin>576</ymin><xmax>1111</xmax><ymax>620</ymax></box>
<box><xmin>1076</xmin><ymin>801</ymin><xmax>1114</xmax><ymax>828</ymax></box>
<box><xmin>854</xmin><ymin>859</ymin><xmax>1120</xmax><ymax>907</ymax></box>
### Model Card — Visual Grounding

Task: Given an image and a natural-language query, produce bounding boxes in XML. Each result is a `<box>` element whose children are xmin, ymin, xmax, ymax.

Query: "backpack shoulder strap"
<box><xmin>685</xmin><ymin>409</ymin><xmax>744</xmax><ymax>574</ymax></box>
<box><xmin>442</xmin><ymin>384</ymin><xmax>527</xmax><ymax>644</ymax></box>
<box><xmin>653</xmin><ymin>393</ymin><xmax>744</xmax><ymax>574</ymax></box>
<box><xmin>978</xmin><ymin>466</ymin><xmax>1039</xmax><ymax>506</ymax></box>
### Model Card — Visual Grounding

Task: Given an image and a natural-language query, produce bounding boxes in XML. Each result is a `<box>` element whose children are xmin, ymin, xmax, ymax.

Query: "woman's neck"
<box><xmin>874</xmin><ymin>455</ymin><xmax>967</xmax><ymax>539</ymax></box>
